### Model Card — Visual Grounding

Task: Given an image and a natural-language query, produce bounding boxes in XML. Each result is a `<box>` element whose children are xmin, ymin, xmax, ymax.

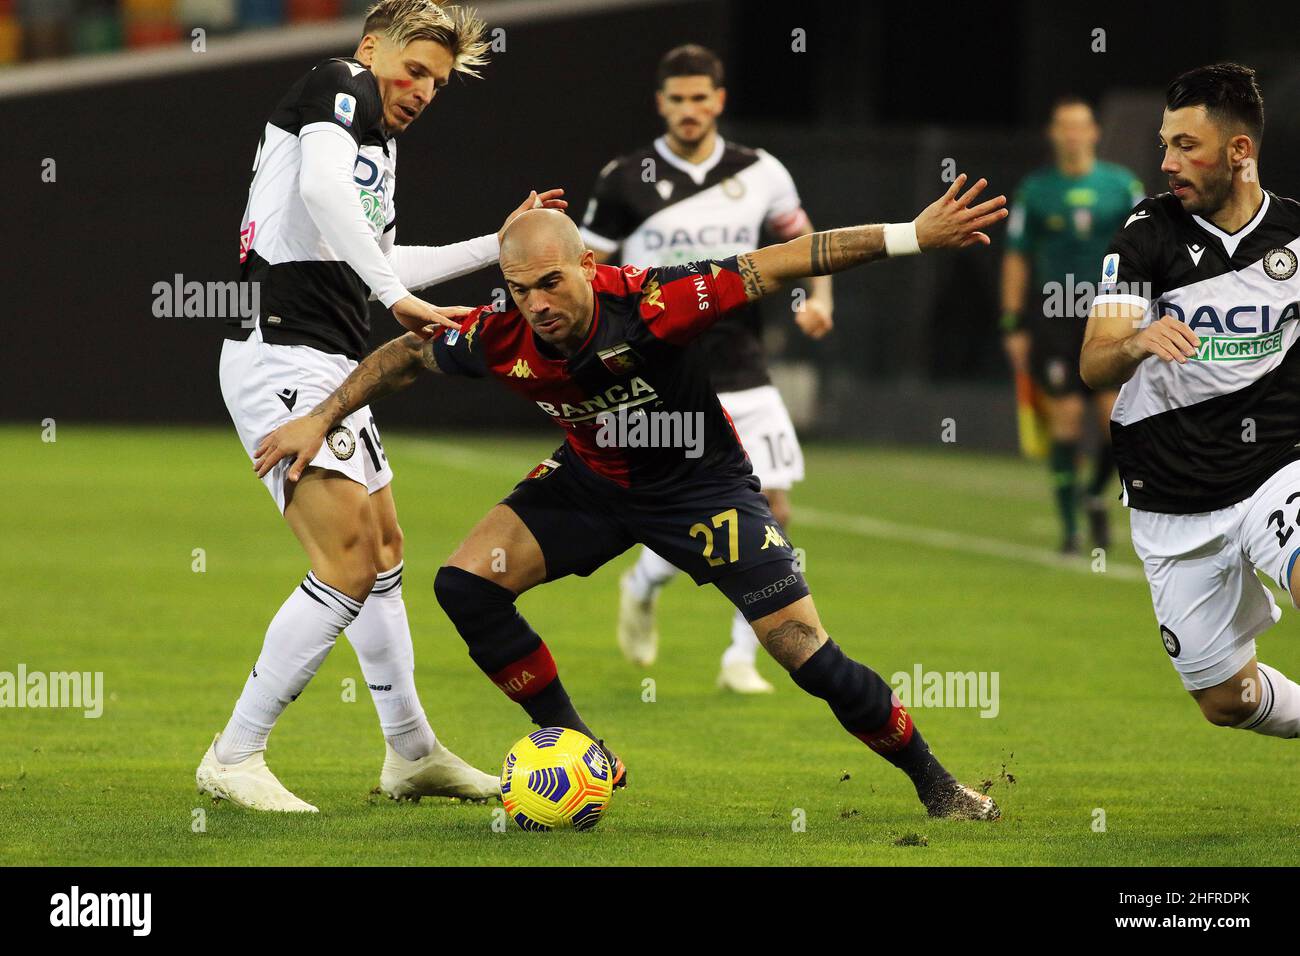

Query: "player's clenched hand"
<box><xmin>498</xmin><ymin>189</ymin><xmax>568</xmax><ymax>243</ymax></box>
<box><xmin>1123</xmin><ymin>315</ymin><xmax>1201</xmax><ymax>365</ymax></box>
<box><xmin>392</xmin><ymin>296</ymin><xmax>472</xmax><ymax>338</ymax></box>
<box><xmin>914</xmin><ymin>174</ymin><xmax>1009</xmax><ymax>250</ymax></box>
<box><xmin>795</xmin><ymin>297</ymin><xmax>834</xmax><ymax>339</ymax></box>
<box><xmin>253</xmin><ymin>416</ymin><xmax>328</xmax><ymax>482</ymax></box>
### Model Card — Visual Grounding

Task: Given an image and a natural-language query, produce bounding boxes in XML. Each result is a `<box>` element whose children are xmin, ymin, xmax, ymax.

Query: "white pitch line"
<box><xmin>399</xmin><ymin>436</ymin><xmax>1147</xmax><ymax>584</ymax></box>
<box><xmin>796</xmin><ymin>506</ymin><xmax>1145</xmax><ymax>583</ymax></box>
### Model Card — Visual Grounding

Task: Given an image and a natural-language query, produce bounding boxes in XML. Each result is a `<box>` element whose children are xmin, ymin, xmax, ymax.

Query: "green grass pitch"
<box><xmin>2</xmin><ymin>424</ymin><xmax>1297</xmax><ymax>865</ymax></box>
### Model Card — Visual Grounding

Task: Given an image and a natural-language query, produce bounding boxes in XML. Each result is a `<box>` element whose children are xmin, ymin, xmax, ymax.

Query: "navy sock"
<box><xmin>790</xmin><ymin>640</ymin><xmax>955</xmax><ymax>805</ymax></box>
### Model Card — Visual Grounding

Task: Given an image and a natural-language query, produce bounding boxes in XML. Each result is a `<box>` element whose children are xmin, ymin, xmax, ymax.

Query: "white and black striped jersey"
<box><xmin>1095</xmin><ymin>190</ymin><xmax>1300</xmax><ymax>513</ymax></box>
<box><xmin>579</xmin><ymin>137</ymin><xmax>810</xmax><ymax>392</ymax></box>
<box><xmin>228</xmin><ymin>57</ymin><xmax>398</xmax><ymax>360</ymax></box>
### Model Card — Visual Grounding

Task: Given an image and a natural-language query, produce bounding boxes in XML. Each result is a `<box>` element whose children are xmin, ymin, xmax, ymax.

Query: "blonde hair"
<box><xmin>363</xmin><ymin>1</ymin><xmax>490</xmax><ymax>78</ymax></box>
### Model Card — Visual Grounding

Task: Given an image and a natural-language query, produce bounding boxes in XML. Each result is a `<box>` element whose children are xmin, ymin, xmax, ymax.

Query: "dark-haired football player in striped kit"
<box><xmin>581</xmin><ymin>44</ymin><xmax>832</xmax><ymax>694</ymax></box>
<box><xmin>256</xmin><ymin>173</ymin><xmax>1009</xmax><ymax>819</ymax></box>
<box><xmin>1082</xmin><ymin>63</ymin><xmax>1300</xmax><ymax>741</ymax></box>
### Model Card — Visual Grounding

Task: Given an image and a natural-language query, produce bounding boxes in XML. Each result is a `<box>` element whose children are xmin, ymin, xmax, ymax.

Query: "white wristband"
<box><xmin>883</xmin><ymin>221</ymin><xmax>921</xmax><ymax>257</ymax></box>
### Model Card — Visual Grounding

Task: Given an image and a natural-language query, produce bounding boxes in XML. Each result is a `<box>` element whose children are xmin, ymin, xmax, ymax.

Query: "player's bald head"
<box><xmin>499</xmin><ymin>209</ymin><xmax>586</xmax><ymax>268</ymax></box>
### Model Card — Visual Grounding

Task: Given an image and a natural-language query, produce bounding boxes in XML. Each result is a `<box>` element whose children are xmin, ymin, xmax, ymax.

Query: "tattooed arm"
<box><xmin>735</xmin><ymin>173</ymin><xmax>1009</xmax><ymax>302</ymax></box>
<box><xmin>252</xmin><ymin>332</ymin><xmax>444</xmax><ymax>482</ymax></box>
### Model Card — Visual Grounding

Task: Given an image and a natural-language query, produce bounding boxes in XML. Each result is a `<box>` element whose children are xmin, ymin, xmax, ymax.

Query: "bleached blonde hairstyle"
<box><xmin>363</xmin><ymin>0</ymin><xmax>490</xmax><ymax>78</ymax></box>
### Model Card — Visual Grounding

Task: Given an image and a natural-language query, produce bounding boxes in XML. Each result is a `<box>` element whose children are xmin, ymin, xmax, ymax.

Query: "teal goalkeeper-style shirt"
<box><xmin>1005</xmin><ymin>161</ymin><xmax>1145</xmax><ymax>323</ymax></box>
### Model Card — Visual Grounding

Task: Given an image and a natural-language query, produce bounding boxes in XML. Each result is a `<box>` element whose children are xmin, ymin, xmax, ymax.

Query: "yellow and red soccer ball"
<box><xmin>501</xmin><ymin>728</ymin><xmax>613</xmax><ymax>831</ymax></box>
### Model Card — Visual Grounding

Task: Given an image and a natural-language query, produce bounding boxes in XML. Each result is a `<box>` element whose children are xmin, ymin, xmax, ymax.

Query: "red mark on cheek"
<box><xmin>1188</xmin><ymin>157</ymin><xmax>1215</xmax><ymax>168</ymax></box>
<box><xmin>393</xmin><ymin>79</ymin><xmax>412</xmax><ymax>89</ymax></box>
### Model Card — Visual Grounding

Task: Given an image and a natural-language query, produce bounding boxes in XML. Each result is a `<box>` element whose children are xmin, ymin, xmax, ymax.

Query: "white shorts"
<box><xmin>219</xmin><ymin>326</ymin><xmax>393</xmax><ymax>513</ymax></box>
<box><xmin>721</xmin><ymin>384</ymin><xmax>805</xmax><ymax>491</ymax></box>
<box><xmin>1129</xmin><ymin>459</ymin><xmax>1300</xmax><ymax>690</ymax></box>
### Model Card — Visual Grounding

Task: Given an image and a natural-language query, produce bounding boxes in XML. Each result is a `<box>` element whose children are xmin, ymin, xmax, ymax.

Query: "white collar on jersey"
<box><xmin>1193</xmin><ymin>189</ymin><xmax>1270</xmax><ymax>258</ymax></box>
<box><xmin>653</xmin><ymin>135</ymin><xmax>725</xmax><ymax>186</ymax></box>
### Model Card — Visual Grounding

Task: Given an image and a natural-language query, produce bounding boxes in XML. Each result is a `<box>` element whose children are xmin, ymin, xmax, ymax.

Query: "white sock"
<box><xmin>1235</xmin><ymin>662</ymin><xmax>1300</xmax><ymax>739</ymax></box>
<box><xmin>626</xmin><ymin>547</ymin><xmax>680</xmax><ymax>601</ymax></box>
<box><xmin>721</xmin><ymin>608</ymin><xmax>760</xmax><ymax>668</ymax></box>
<box><xmin>344</xmin><ymin>562</ymin><xmax>438</xmax><ymax>761</ymax></box>
<box><xmin>215</xmin><ymin>572</ymin><xmax>361</xmax><ymax>764</ymax></box>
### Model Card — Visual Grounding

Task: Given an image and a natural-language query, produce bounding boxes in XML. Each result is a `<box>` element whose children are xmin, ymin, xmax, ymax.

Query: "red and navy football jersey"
<box><xmin>432</xmin><ymin>259</ymin><xmax>754</xmax><ymax>490</ymax></box>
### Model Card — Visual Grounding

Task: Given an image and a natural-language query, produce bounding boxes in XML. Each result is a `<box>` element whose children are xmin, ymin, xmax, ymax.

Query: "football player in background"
<box><xmin>1002</xmin><ymin>98</ymin><xmax>1145</xmax><ymax>553</ymax></box>
<box><xmin>581</xmin><ymin>44</ymin><xmax>833</xmax><ymax>693</ymax></box>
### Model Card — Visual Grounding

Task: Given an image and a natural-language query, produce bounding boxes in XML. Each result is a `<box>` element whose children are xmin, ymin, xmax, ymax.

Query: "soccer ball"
<box><xmin>501</xmin><ymin>727</ymin><xmax>613</xmax><ymax>831</ymax></box>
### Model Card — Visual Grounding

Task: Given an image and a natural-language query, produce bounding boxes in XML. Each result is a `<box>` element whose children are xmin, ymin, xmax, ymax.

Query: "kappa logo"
<box><xmin>760</xmin><ymin>525</ymin><xmax>788</xmax><ymax>550</ymax></box>
<box><xmin>742</xmin><ymin>573</ymin><xmax>798</xmax><ymax>605</ymax></box>
<box><xmin>641</xmin><ymin>278</ymin><xmax>664</xmax><ymax>312</ymax></box>
<box><xmin>276</xmin><ymin>388</ymin><xmax>297</xmax><ymax>411</ymax></box>
<box><xmin>463</xmin><ymin>318</ymin><xmax>479</xmax><ymax>351</ymax></box>
<box><xmin>1264</xmin><ymin>247</ymin><xmax>1298</xmax><ymax>281</ymax></box>
<box><xmin>1124</xmin><ymin>209</ymin><xmax>1150</xmax><ymax>229</ymax></box>
<box><xmin>1187</xmin><ymin>242</ymin><xmax>1206</xmax><ymax>267</ymax></box>
<box><xmin>508</xmin><ymin>358</ymin><xmax>535</xmax><ymax>379</ymax></box>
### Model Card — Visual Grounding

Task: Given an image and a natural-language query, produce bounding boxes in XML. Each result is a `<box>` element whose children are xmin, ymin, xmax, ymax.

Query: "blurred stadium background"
<box><xmin>7</xmin><ymin>0</ymin><xmax>1298</xmax><ymax>449</ymax></box>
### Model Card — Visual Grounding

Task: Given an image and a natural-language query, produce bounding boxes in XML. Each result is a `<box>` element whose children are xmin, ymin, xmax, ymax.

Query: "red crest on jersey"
<box><xmin>597</xmin><ymin>343</ymin><xmax>640</xmax><ymax>374</ymax></box>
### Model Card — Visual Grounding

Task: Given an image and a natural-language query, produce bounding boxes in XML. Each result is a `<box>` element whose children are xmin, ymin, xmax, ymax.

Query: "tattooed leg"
<box><xmin>753</xmin><ymin>595</ymin><xmax>992</xmax><ymax>817</ymax></box>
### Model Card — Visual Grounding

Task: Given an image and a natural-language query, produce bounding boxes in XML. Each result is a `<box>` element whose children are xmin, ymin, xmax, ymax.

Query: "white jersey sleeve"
<box><xmin>298</xmin><ymin>125</ymin><xmax>409</xmax><ymax>308</ymax></box>
<box><xmin>379</xmin><ymin>231</ymin><xmax>500</xmax><ymax>295</ymax></box>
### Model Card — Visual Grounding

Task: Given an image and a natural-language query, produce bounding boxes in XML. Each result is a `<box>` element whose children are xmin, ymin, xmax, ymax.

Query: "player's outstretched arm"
<box><xmin>252</xmin><ymin>328</ymin><xmax>456</xmax><ymax>482</ymax></box>
<box><xmin>1080</xmin><ymin>302</ymin><xmax>1200</xmax><ymax>390</ymax></box>
<box><xmin>734</xmin><ymin>174</ymin><xmax>1008</xmax><ymax>301</ymax></box>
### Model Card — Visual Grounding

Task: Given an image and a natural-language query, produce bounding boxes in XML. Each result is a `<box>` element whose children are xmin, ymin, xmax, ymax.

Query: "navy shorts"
<box><xmin>502</xmin><ymin>444</ymin><xmax>809</xmax><ymax>621</ymax></box>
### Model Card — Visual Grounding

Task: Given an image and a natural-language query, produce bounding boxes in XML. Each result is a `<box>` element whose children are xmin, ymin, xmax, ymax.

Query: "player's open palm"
<box><xmin>915</xmin><ymin>174</ymin><xmax>1009</xmax><ymax>250</ymax></box>
<box><xmin>1126</xmin><ymin>315</ymin><xmax>1201</xmax><ymax>365</ymax></box>
<box><xmin>254</xmin><ymin>416</ymin><xmax>328</xmax><ymax>482</ymax></box>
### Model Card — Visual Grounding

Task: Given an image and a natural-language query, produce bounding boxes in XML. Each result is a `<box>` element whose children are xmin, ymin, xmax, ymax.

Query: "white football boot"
<box><xmin>379</xmin><ymin>741</ymin><xmax>501</xmax><ymax>803</ymax></box>
<box><xmin>717</xmin><ymin>658</ymin><xmax>776</xmax><ymax>694</ymax></box>
<box><xmin>195</xmin><ymin>734</ymin><xmax>318</xmax><ymax>813</ymax></box>
<box><xmin>929</xmin><ymin>782</ymin><xmax>1001</xmax><ymax>821</ymax></box>
<box><xmin>616</xmin><ymin>570</ymin><xmax>659</xmax><ymax>667</ymax></box>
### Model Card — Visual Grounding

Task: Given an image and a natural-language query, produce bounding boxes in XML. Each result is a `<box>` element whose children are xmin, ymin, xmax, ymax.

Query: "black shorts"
<box><xmin>1029</xmin><ymin>320</ymin><xmax>1090</xmax><ymax>398</ymax></box>
<box><xmin>502</xmin><ymin>444</ymin><xmax>809</xmax><ymax>621</ymax></box>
